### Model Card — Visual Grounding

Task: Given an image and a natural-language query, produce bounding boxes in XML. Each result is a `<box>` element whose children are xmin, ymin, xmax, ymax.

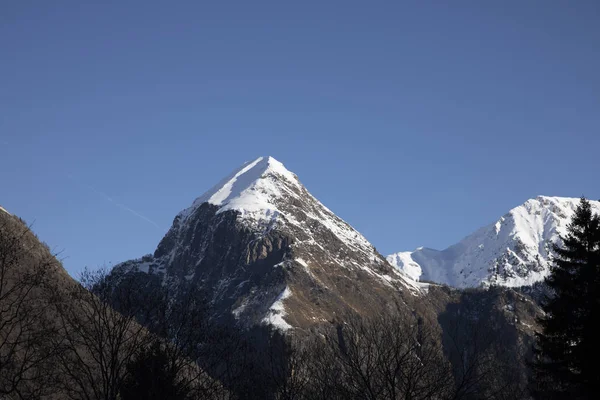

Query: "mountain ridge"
<box><xmin>388</xmin><ymin>195</ymin><xmax>600</xmax><ymax>288</ymax></box>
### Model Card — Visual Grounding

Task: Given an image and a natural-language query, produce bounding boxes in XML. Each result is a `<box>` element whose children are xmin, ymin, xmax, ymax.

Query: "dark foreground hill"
<box><xmin>0</xmin><ymin>208</ymin><xmax>222</xmax><ymax>399</ymax></box>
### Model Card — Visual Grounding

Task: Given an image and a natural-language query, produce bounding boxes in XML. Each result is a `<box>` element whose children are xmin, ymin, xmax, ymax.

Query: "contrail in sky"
<box><xmin>68</xmin><ymin>175</ymin><xmax>161</xmax><ymax>229</ymax></box>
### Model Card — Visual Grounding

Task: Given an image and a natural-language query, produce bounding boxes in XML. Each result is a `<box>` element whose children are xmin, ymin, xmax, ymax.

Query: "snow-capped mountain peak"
<box><xmin>388</xmin><ymin>196</ymin><xmax>600</xmax><ymax>289</ymax></box>
<box><xmin>194</xmin><ymin>156</ymin><xmax>300</xmax><ymax>208</ymax></box>
<box><xmin>113</xmin><ymin>156</ymin><xmax>421</xmax><ymax>331</ymax></box>
<box><xmin>178</xmin><ymin>156</ymin><xmax>300</xmax><ymax>224</ymax></box>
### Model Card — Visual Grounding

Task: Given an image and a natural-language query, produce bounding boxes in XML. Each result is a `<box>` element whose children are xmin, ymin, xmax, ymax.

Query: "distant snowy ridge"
<box><xmin>388</xmin><ymin>196</ymin><xmax>600</xmax><ymax>289</ymax></box>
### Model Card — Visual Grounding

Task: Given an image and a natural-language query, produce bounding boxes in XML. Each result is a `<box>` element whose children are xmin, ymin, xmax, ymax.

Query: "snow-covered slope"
<box><xmin>388</xmin><ymin>196</ymin><xmax>600</xmax><ymax>289</ymax></box>
<box><xmin>113</xmin><ymin>156</ymin><xmax>420</xmax><ymax>330</ymax></box>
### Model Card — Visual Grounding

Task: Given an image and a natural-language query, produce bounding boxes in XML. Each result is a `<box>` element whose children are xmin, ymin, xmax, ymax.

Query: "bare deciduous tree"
<box><xmin>135</xmin><ymin>279</ymin><xmax>229</xmax><ymax>399</ymax></box>
<box><xmin>0</xmin><ymin>216</ymin><xmax>59</xmax><ymax>399</ymax></box>
<box><xmin>302</xmin><ymin>311</ymin><xmax>455</xmax><ymax>400</ymax></box>
<box><xmin>441</xmin><ymin>292</ymin><xmax>531</xmax><ymax>400</ymax></box>
<box><xmin>50</xmin><ymin>267</ymin><xmax>154</xmax><ymax>400</ymax></box>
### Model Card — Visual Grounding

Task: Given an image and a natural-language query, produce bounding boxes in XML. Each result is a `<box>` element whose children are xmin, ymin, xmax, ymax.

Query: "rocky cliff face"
<box><xmin>388</xmin><ymin>196</ymin><xmax>600</xmax><ymax>289</ymax></box>
<box><xmin>112</xmin><ymin>156</ymin><xmax>423</xmax><ymax>330</ymax></box>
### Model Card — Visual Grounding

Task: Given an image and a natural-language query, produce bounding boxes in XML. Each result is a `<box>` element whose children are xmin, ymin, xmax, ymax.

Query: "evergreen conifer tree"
<box><xmin>532</xmin><ymin>197</ymin><xmax>600</xmax><ymax>399</ymax></box>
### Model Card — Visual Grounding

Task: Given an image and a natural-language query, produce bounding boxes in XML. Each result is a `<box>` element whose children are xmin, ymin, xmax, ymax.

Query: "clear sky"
<box><xmin>1</xmin><ymin>1</ymin><xmax>599</xmax><ymax>278</ymax></box>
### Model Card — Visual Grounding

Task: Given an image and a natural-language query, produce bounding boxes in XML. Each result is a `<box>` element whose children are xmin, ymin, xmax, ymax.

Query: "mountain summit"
<box><xmin>113</xmin><ymin>156</ymin><xmax>420</xmax><ymax>330</ymax></box>
<box><xmin>179</xmin><ymin>156</ymin><xmax>301</xmax><ymax>225</ymax></box>
<box><xmin>388</xmin><ymin>196</ymin><xmax>600</xmax><ymax>288</ymax></box>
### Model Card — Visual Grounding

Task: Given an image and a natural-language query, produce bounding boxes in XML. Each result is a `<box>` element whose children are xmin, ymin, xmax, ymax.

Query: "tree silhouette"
<box><xmin>531</xmin><ymin>197</ymin><xmax>600</xmax><ymax>399</ymax></box>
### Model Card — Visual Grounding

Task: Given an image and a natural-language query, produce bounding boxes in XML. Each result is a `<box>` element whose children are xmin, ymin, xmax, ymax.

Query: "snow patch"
<box><xmin>295</xmin><ymin>258</ymin><xmax>308</xmax><ymax>268</ymax></box>
<box><xmin>262</xmin><ymin>287</ymin><xmax>292</xmax><ymax>331</ymax></box>
<box><xmin>232</xmin><ymin>299</ymin><xmax>249</xmax><ymax>318</ymax></box>
<box><xmin>135</xmin><ymin>262</ymin><xmax>151</xmax><ymax>273</ymax></box>
<box><xmin>386</xmin><ymin>252</ymin><xmax>423</xmax><ymax>281</ymax></box>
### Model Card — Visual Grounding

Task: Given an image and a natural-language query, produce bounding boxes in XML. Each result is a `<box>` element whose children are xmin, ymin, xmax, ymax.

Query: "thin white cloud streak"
<box><xmin>68</xmin><ymin>175</ymin><xmax>161</xmax><ymax>229</ymax></box>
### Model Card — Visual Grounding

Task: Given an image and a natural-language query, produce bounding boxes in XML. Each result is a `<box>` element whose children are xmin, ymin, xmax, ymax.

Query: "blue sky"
<box><xmin>1</xmin><ymin>1</ymin><xmax>599</xmax><ymax>278</ymax></box>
